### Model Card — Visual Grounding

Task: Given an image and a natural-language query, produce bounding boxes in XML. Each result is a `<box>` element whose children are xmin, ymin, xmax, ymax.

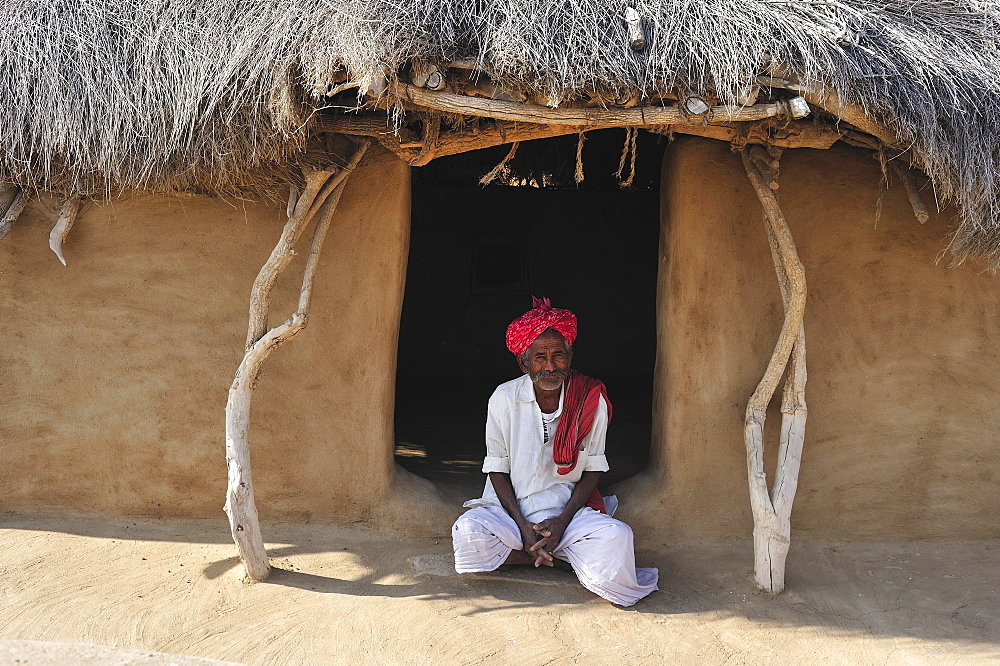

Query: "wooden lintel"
<box><xmin>318</xmin><ymin>114</ymin><xmax>845</xmax><ymax>164</ymax></box>
<box><xmin>318</xmin><ymin>116</ymin><xmax>589</xmax><ymax>163</ymax></box>
<box><xmin>395</xmin><ymin>83</ymin><xmax>809</xmax><ymax>127</ymax></box>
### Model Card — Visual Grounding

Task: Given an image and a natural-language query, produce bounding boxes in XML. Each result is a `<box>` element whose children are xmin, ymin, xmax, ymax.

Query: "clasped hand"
<box><xmin>521</xmin><ymin>516</ymin><xmax>568</xmax><ymax>567</ymax></box>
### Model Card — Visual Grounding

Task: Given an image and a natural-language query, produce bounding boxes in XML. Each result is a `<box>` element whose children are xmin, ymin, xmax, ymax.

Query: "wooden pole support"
<box><xmin>741</xmin><ymin>148</ymin><xmax>808</xmax><ymax>594</ymax></box>
<box><xmin>225</xmin><ymin>140</ymin><xmax>370</xmax><ymax>581</ymax></box>
<box><xmin>245</xmin><ymin>143</ymin><xmax>366</xmax><ymax>349</ymax></box>
<box><xmin>321</xmin><ymin>114</ymin><xmax>845</xmax><ymax>165</ymax></box>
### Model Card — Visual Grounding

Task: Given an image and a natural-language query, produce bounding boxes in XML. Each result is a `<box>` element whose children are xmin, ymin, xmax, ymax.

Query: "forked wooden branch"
<box><xmin>225</xmin><ymin>140</ymin><xmax>370</xmax><ymax>581</ymax></box>
<box><xmin>762</xmin><ymin>201</ymin><xmax>808</xmax><ymax>549</ymax></box>
<box><xmin>244</xmin><ymin>171</ymin><xmax>329</xmax><ymax>349</ymax></box>
<box><xmin>773</xmin><ymin>326</ymin><xmax>806</xmax><ymax>522</ymax></box>
<box><xmin>225</xmin><ymin>315</ymin><xmax>303</xmax><ymax>581</ymax></box>
<box><xmin>48</xmin><ymin>196</ymin><xmax>82</xmax><ymax>266</ymax></box>
<box><xmin>295</xmin><ymin>173</ymin><xmax>353</xmax><ymax>316</ymax></box>
<box><xmin>0</xmin><ymin>186</ymin><xmax>28</xmax><ymax>241</ymax></box>
<box><xmin>741</xmin><ymin>149</ymin><xmax>808</xmax><ymax>594</ymax></box>
<box><xmin>245</xmin><ymin>145</ymin><xmax>368</xmax><ymax>349</ymax></box>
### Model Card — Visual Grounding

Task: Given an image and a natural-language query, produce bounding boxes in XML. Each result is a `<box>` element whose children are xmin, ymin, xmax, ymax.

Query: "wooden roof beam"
<box><xmin>395</xmin><ymin>83</ymin><xmax>810</xmax><ymax>127</ymax></box>
<box><xmin>319</xmin><ymin>113</ymin><xmax>844</xmax><ymax>164</ymax></box>
<box><xmin>760</xmin><ymin>70</ymin><xmax>903</xmax><ymax>151</ymax></box>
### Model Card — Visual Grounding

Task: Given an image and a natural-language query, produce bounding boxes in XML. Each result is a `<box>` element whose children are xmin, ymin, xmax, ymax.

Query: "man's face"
<box><xmin>518</xmin><ymin>329</ymin><xmax>572</xmax><ymax>391</ymax></box>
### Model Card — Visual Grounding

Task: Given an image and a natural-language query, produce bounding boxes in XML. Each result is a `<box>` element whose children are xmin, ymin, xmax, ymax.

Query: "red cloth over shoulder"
<box><xmin>552</xmin><ymin>370</ymin><xmax>612</xmax><ymax>513</ymax></box>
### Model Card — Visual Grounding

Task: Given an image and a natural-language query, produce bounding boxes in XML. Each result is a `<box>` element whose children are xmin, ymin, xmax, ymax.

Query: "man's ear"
<box><xmin>516</xmin><ymin>353</ymin><xmax>529</xmax><ymax>374</ymax></box>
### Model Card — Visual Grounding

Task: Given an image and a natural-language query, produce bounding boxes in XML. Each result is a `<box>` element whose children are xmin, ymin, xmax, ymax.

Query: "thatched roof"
<box><xmin>2</xmin><ymin>1</ymin><xmax>999</xmax><ymax>262</ymax></box>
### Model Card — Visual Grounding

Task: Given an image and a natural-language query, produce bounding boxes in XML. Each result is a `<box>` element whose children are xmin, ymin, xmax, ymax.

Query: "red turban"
<box><xmin>505</xmin><ymin>297</ymin><xmax>577</xmax><ymax>355</ymax></box>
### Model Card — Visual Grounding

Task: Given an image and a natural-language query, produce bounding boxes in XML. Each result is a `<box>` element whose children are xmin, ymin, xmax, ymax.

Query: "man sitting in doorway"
<box><xmin>452</xmin><ymin>297</ymin><xmax>658</xmax><ymax>606</ymax></box>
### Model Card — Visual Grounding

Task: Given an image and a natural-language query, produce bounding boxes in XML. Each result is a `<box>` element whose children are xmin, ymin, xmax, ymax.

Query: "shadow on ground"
<box><xmin>2</xmin><ymin>511</ymin><xmax>998</xmax><ymax>654</ymax></box>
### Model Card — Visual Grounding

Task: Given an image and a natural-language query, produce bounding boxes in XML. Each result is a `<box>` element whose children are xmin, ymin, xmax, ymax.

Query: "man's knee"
<box><xmin>453</xmin><ymin>507</ymin><xmax>522</xmax><ymax>553</ymax></box>
<box><xmin>560</xmin><ymin>515</ymin><xmax>634</xmax><ymax>552</ymax></box>
<box><xmin>452</xmin><ymin>510</ymin><xmax>498</xmax><ymax>545</ymax></box>
<box><xmin>598</xmin><ymin>518</ymin><xmax>634</xmax><ymax>545</ymax></box>
<box><xmin>451</xmin><ymin>512</ymin><xmax>486</xmax><ymax>536</ymax></box>
<box><xmin>452</xmin><ymin>509</ymin><xmax>516</xmax><ymax>573</ymax></box>
<box><xmin>452</xmin><ymin>513</ymin><xmax>479</xmax><ymax>539</ymax></box>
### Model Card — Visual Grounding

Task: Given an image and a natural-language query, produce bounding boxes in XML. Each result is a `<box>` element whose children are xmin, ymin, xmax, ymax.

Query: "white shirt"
<box><xmin>464</xmin><ymin>373</ymin><xmax>610</xmax><ymax>524</ymax></box>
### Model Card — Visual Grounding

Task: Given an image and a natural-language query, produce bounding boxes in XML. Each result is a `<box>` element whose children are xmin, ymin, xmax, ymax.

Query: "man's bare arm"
<box><xmin>530</xmin><ymin>470</ymin><xmax>602</xmax><ymax>556</ymax></box>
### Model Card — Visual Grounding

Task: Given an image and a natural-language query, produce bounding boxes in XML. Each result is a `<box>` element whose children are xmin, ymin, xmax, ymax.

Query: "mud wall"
<box><xmin>0</xmin><ymin>149</ymin><xmax>448</xmax><ymax>529</ymax></box>
<box><xmin>5</xmin><ymin>136</ymin><xmax>999</xmax><ymax>542</ymax></box>
<box><xmin>617</xmin><ymin>137</ymin><xmax>1000</xmax><ymax>541</ymax></box>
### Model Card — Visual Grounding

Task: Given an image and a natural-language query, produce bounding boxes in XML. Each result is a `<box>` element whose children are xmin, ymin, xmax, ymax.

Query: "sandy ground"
<box><xmin>1</xmin><ymin>513</ymin><xmax>998</xmax><ymax>665</ymax></box>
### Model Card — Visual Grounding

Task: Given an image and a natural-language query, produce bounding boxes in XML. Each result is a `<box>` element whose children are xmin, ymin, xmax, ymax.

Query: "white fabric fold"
<box><xmin>452</xmin><ymin>505</ymin><xmax>658</xmax><ymax>607</ymax></box>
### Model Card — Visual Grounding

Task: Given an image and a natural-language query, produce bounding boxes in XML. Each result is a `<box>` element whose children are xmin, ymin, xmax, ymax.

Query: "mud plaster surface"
<box><xmin>0</xmin><ymin>148</ymin><xmax>450</xmax><ymax>533</ymax></box>
<box><xmin>617</xmin><ymin>138</ymin><xmax>1000</xmax><ymax>541</ymax></box>
<box><xmin>1</xmin><ymin>514</ymin><xmax>998</xmax><ymax>665</ymax></box>
<box><xmin>2</xmin><ymin>139</ymin><xmax>999</xmax><ymax>545</ymax></box>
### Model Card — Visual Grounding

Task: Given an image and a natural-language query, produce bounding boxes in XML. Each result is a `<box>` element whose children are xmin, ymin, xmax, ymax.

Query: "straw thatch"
<box><xmin>1</xmin><ymin>1</ymin><xmax>998</xmax><ymax>262</ymax></box>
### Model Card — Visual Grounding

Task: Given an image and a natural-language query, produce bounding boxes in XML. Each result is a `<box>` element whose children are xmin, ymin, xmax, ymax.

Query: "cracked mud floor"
<box><xmin>1</xmin><ymin>514</ymin><xmax>998</xmax><ymax>665</ymax></box>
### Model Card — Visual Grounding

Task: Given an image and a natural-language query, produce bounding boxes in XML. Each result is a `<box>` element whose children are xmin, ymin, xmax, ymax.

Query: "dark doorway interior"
<box><xmin>395</xmin><ymin>130</ymin><xmax>663</xmax><ymax>505</ymax></box>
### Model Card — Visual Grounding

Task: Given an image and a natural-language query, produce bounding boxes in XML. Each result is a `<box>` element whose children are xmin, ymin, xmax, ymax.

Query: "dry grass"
<box><xmin>0</xmin><ymin>0</ymin><xmax>997</xmax><ymax>261</ymax></box>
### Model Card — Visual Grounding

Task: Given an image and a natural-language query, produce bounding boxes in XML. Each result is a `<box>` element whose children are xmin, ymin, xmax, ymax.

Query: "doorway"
<box><xmin>394</xmin><ymin>130</ymin><xmax>664</xmax><ymax>505</ymax></box>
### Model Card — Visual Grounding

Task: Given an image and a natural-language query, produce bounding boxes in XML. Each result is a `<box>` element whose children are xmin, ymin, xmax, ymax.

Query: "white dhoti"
<box><xmin>452</xmin><ymin>505</ymin><xmax>658</xmax><ymax>607</ymax></box>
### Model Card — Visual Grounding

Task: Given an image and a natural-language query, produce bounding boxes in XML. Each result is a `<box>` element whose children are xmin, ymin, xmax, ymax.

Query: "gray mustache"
<box><xmin>535</xmin><ymin>369</ymin><xmax>568</xmax><ymax>380</ymax></box>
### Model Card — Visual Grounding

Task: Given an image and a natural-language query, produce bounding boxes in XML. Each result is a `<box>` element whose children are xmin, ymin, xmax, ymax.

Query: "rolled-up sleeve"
<box><xmin>583</xmin><ymin>395</ymin><xmax>610</xmax><ymax>472</ymax></box>
<box><xmin>482</xmin><ymin>391</ymin><xmax>511</xmax><ymax>473</ymax></box>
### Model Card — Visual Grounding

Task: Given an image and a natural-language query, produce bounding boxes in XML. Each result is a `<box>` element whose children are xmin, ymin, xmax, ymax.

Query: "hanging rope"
<box><xmin>874</xmin><ymin>146</ymin><xmax>889</xmax><ymax>227</ymax></box>
<box><xmin>615</xmin><ymin>127</ymin><xmax>639</xmax><ymax>188</ymax></box>
<box><xmin>479</xmin><ymin>141</ymin><xmax>519</xmax><ymax>185</ymax></box>
<box><xmin>574</xmin><ymin>131</ymin><xmax>587</xmax><ymax>184</ymax></box>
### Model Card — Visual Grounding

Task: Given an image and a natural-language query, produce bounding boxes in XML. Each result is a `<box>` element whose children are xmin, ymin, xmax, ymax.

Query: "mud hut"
<box><xmin>1</xmin><ymin>1</ymin><xmax>998</xmax><ymax>593</ymax></box>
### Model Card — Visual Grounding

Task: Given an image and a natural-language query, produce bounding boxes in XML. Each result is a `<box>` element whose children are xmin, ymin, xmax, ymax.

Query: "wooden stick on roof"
<box><xmin>48</xmin><ymin>196</ymin><xmax>81</xmax><ymax>266</ymax></box>
<box><xmin>0</xmin><ymin>186</ymin><xmax>27</xmax><ymax>241</ymax></box>
<box><xmin>891</xmin><ymin>160</ymin><xmax>932</xmax><ymax>224</ymax></box>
